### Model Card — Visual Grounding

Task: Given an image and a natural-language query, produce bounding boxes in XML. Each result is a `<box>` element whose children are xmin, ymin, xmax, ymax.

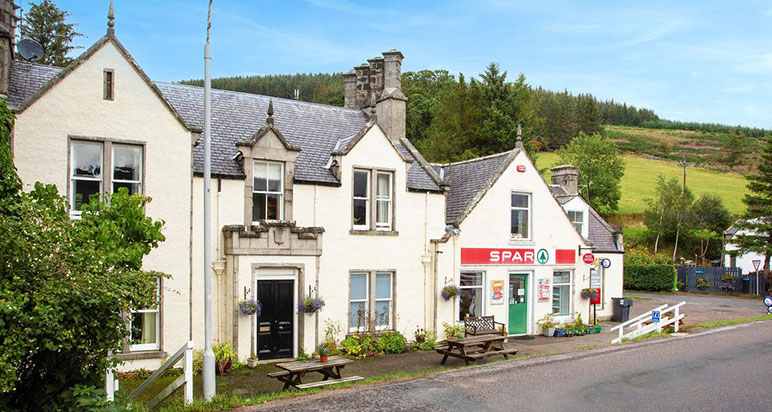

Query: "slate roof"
<box><xmin>440</xmin><ymin>151</ymin><xmax>513</xmax><ymax>224</ymax></box>
<box><xmin>7</xmin><ymin>61</ymin><xmax>62</xmax><ymax>107</ymax></box>
<box><xmin>6</xmin><ymin>61</ymin><xmax>441</xmax><ymax>191</ymax></box>
<box><xmin>548</xmin><ymin>188</ymin><xmax>624</xmax><ymax>253</ymax></box>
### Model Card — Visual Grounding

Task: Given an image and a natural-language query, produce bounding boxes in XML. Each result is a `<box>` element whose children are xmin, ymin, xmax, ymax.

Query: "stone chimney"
<box><xmin>344</xmin><ymin>49</ymin><xmax>407</xmax><ymax>142</ymax></box>
<box><xmin>551</xmin><ymin>165</ymin><xmax>579</xmax><ymax>196</ymax></box>
<box><xmin>0</xmin><ymin>0</ymin><xmax>18</xmax><ymax>98</ymax></box>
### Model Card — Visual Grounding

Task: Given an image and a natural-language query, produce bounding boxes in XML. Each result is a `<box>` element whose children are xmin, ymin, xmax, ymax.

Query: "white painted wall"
<box><xmin>12</xmin><ymin>40</ymin><xmax>193</xmax><ymax>370</ymax></box>
<box><xmin>561</xmin><ymin>196</ymin><xmax>589</xmax><ymax>239</ymax></box>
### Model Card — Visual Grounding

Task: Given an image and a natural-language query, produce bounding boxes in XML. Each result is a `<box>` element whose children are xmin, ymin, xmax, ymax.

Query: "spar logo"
<box><xmin>461</xmin><ymin>248</ymin><xmax>535</xmax><ymax>265</ymax></box>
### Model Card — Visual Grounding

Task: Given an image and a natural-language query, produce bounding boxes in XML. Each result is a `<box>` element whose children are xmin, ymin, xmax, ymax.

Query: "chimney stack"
<box><xmin>0</xmin><ymin>0</ymin><xmax>18</xmax><ymax>98</ymax></box>
<box><xmin>344</xmin><ymin>49</ymin><xmax>407</xmax><ymax>142</ymax></box>
<box><xmin>551</xmin><ymin>165</ymin><xmax>579</xmax><ymax>196</ymax></box>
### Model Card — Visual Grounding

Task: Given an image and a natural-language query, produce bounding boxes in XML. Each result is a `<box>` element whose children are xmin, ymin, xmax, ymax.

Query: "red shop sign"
<box><xmin>582</xmin><ymin>253</ymin><xmax>595</xmax><ymax>264</ymax></box>
<box><xmin>516</xmin><ymin>165</ymin><xmax>526</xmax><ymax>173</ymax></box>
<box><xmin>461</xmin><ymin>248</ymin><xmax>535</xmax><ymax>265</ymax></box>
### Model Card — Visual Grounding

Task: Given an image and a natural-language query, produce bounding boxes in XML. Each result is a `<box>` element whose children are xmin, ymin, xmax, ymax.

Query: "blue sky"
<box><xmin>33</xmin><ymin>1</ymin><xmax>772</xmax><ymax>128</ymax></box>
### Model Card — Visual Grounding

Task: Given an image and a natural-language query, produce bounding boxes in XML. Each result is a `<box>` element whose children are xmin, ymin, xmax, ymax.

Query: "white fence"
<box><xmin>610</xmin><ymin>301</ymin><xmax>685</xmax><ymax>344</ymax></box>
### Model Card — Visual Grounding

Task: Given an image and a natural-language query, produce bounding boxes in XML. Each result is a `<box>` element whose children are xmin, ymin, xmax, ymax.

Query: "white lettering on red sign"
<box><xmin>490</xmin><ymin>250</ymin><xmax>534</xmax><ymax>263</ymax></box>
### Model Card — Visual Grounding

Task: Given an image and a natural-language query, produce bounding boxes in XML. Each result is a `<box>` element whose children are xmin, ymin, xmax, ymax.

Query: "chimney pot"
<box><xmin>550</xmin><ymin>165</ymin><xmax>579</xmax><ymax>196</ymax></box>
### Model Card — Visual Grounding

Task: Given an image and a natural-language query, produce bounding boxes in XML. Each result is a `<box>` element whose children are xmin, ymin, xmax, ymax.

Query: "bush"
<box><xmin>624</xmin><ymin>264</ymin><xmax>675</xmax><ymax>291</ymax></box>
<box><xmin>376</xmin><ymin>332</ymin><xmax>407</xmax><ymax>354</ymax></box>
<box><xmin>442</xmin><ymin>322</ymin><xmax>465</xmax><ymax>340</ymax></box>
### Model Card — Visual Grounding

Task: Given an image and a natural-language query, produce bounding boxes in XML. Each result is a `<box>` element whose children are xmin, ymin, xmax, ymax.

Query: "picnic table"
<box><xmin>436</xmin><ymin>335</ymin><xmax>518</xmax><ymax>365</ymax></box>
<box><xmin>267</xmin><ymin>356</ymin><xmax>363</xmax><ymax>390</ymax></box>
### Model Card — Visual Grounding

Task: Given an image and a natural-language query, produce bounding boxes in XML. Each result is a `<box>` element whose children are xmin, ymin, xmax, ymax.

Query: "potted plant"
<box><xmin>238</xmin><ymin>298</ymin><xmax>262</xmax><ymax>316</ymax></box>
<box><xmin>298</xmin><ymin>295</ymin><xmax>326</xmax><ymax>314</ymax></box>
<box><xmin>317</xmin><ymin>342</ymin><xmax>331</xmax><ymax>362</ymax></box>
<box><xmin>536</xmin><ymin>313</ymin><xmax>556</xmax><ymax>337</ymax></box>
<box><xmin>414</xmin><ymin>327</ymin><xmax>428</xmax><ymax>343</ymax></box>
<box><xmin>213</xmin><ymin>342</ymin><xmax>236</xmax><ymax>375</ymax></box>
<box><xmin>247</xmin><ymin>354</ymin><xmax>258</xmax><ymax>368</ymax></box>
<box><xmin>441</xmin><ymin>285</ymin><xmax>459</xmax><ymax>301</ymax></box>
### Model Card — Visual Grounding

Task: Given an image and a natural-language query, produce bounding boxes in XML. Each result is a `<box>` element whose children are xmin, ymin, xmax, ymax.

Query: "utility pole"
<box><xmin>678</xmin><ymin>154</ymin><xmax>687</xmax><ymax>193</ymax></box>
<box><xmin>202</xmin><ymin>0</ymin><xmax>216</xmax><ymax>401</ymax></box>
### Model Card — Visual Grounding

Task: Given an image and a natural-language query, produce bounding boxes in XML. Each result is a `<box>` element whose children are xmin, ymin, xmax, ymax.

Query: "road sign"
<box><xmin>753</xmin><ymin>260</ymin><xmax>761</xmax><ymax>272</ymax></box>
<box><xmin>582</xmin><ymin>253</ymin><xmax>595</xmax><ymax>264</ymax></box>
<box><xmin>537</xmin><ymin>248</ymin><xmax>549</xmax><ymax>264</ymax></box>
<box><xmin>652</xmin><ymin>310</ymin><xmax>661</xmax><ymax>323</ymax></box>
<box><xmin>601</xmin><ymin>258</ymin><xmax>611</xmax><ymax>269</ymax></box>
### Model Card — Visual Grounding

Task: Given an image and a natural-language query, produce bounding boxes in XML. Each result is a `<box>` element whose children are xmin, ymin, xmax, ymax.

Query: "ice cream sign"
<box><xmin>461</xmin><ymin>248</ymin><xmax>577</xmax><ymax>265</ymax></box>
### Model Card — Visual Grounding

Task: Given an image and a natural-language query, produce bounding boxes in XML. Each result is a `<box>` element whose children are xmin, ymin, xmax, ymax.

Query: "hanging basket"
<box><xmin>441</xmin><ymin>285</ymin><xmax>459</xmax><ymax>301</ymax></box>
<box><xmin>238</xmin><ymin>299</ymin><xmax>262</xmax><ymax>316</ymax></box>
<box><xmin>298</xmin><ymin>295</ymin><xmax>325</xmax><ymax>314</ymax></box>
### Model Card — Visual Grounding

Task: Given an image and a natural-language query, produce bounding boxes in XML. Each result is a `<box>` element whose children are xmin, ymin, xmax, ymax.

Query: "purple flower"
<box><xmin>238</xmin><ymin>299</ymin><xmax>261</xmax><ymax>316</ymax></box>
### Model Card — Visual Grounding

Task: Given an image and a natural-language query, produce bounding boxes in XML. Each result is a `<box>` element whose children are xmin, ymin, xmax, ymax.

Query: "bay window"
<box><xmin>552</xmin><ymin>270</ymin><xmax>571</xmax><ymax>316</ymax></box>
<box><xmin>510</xmin><ymin>193</ymin><xmax>530</xmax><ymax>239</ymax></box>
<box><xmin>252</xmin><ymin>161</ymin><xmax>283</xmax><ymax>221</ymax></box>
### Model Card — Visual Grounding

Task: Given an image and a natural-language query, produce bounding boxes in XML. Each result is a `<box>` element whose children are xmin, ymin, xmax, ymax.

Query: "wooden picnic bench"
<box><xmin>267</xmin><ymin>356</ymin><xmax>363</xmax><ymax>390</ymax></box>
<box><xmin>436</xmin><ymin>335</ymin><xmax>517</xmax><ymax>365</ymax></box>
<box><xmin>464</xmin><ymin>315</ymin><xmax>506</xmax><ymax>337</ymax></box>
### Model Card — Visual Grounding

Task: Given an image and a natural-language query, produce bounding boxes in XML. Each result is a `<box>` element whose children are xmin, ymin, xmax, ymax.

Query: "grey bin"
<box><xmin>611</xmin><ymin>297</ymin><xmax>633</xmax><ymax>323</ymax></box>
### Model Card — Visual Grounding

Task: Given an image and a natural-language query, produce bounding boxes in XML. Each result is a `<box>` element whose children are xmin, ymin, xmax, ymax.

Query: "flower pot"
<box><xmin>554</xmin><ymin>329</ymin><xmax>566</xmax><ymax>338</ymax></box>
<box><xmin>415</xmin><ymin>336</ymin><xmax>426</xmax><ymax>343</ymax></box>
<box><xmin>593</xmin><ymin>325</ymin><xmax>602</xmax><ymax>334</ymax></box>
<box><xmin>319</xmin><ymin>355</ymin><xmax>329</xmax><ymax>363</ymax></box>
<box><xmin>216</xmin><ymin>358</ymin><xmax>232</xmax><ymax>375</ymax></box>
<box><xmin>247</xmin><ymin>358</ymin><xmax>258</xmax><ymax>368</ymax></box>
<box><xmin>542</xmin><ymin>327</ymin><xmax>555</xmax><ymax>337</ymax></box>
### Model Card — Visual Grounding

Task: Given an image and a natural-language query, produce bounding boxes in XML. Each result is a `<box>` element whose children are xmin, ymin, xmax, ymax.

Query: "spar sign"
<box><xmin>461</xmin><ymin>248</ymin><xmax>577</xmax><ymax>265</ymax></box>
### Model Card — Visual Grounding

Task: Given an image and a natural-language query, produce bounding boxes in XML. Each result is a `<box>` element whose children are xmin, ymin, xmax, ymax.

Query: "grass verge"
<box><xmin>681</xmin><ymin>315</ymin><xmax>772</xmax><ymax>330</ymax></box>
<box><xmin>623</xmin><ymin>295</ymin><xmax>656</xmax><ymax>301</ymax></box>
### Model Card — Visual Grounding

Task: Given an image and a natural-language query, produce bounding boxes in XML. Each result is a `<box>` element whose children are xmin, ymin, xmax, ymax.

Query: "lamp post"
<box><xmin>202</xmin><ymin>0</ymin><xmax>216</xmax><ymax>401</ymax></box>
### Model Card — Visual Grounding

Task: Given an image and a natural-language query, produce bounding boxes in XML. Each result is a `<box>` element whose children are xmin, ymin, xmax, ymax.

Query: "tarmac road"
<box><xmin>245</xmin><ymin>320</ymin><xmax>772</xmax><ymax>412</ymax></box>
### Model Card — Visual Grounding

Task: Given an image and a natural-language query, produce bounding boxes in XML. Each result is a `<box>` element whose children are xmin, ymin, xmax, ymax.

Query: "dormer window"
<box><xmin>568</xmin><ymin>210</ymin><xmax>584</xmax><ymax>234</ymax></box>
<box><xmin>103</xmin><ymin>69</ymin><xmax>114</xmax><ymax>100</ymax></box>
<box><xmin>252</xmin><ymin>161</ymin><xmax>283</xmax><ymax>222</ymax></box>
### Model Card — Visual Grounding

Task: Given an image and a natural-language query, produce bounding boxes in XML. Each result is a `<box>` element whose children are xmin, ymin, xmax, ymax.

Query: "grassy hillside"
<box><xmin>605</xmin><ymin>125</ymin><xmax>761</xmax><ymax>171</ymax></box>
<box><xmin>536</xmin><ymin>152</ymin><xmax>749</xmax><ymax>215</ymax></box>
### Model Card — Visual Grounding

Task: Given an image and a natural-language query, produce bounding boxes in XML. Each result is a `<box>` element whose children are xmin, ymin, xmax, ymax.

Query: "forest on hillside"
<box><xmin>180</xmin><ymin>65</ymin><xmax>770</xmax><ymax>162</ymax></box>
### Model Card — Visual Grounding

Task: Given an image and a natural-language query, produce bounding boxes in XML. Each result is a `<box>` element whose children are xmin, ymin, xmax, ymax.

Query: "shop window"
<box><xmin>568</xmin><ymin>210</ymin><xmax>584</xmax><ymax>233</ymax></box>
<box><xmin>552</xmin><ymin>270</ymin><xmax>571</xmax><ymax>316</ymax></box>
<box><xmin>459</xmin><ymin>272</ymin><xmax>483</xmax><ymax>319</ymax></box>
<box><xmin>130</xmin><ymin>281</ymin><xmax>160</xmax><ymax>351</ymax></box>
<box><xmin>349</xmin><ymin>271</ymin><xmax>394</xmax><ymax>332</ymax></box>
<box><xmin>352</xmin><ymin>170</ymin><xmax>370</xmax><ymax>229</ymax></box>
<box><xmin>375</xmin><ymin>172</ymin><xmax>393</xmax><ymax>231</ymax></box>
<box><xmin>70</xmin><ymin>141</ymin><xmax>103</xmax><ymax>214</ymax></box>
<box><xmin>510</xmin><ymin>193</ymin><xmax>530</xmax><ymax>239</ymax></box>
<box><xmin>252</xmin><ymin>161</ymin><xmax>283</xmax><ymax>221</ymax></box>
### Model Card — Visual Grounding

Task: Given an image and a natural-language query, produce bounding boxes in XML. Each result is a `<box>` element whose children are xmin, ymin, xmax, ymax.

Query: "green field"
<box><xmin>536</xmin><ymin>152</ymin><xmax>749</xmax><ymax>215</ymax></box>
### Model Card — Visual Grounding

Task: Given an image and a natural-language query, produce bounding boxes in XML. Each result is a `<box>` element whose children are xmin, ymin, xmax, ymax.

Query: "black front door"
<box><xmin>257</xmin><ymin>280</ymin><xmax>294</xmax><ymax>360</ymax></box>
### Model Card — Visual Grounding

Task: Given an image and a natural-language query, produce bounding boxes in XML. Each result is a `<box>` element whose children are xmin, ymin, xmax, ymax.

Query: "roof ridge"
<box><xmin>158</xmin><ymin>81</ymin><xmax>364</xmax><ymax>113</ymax></box>
<box><xmin>433</xmin><ymin>150</ymin><xmax>512</xmax><ymax>167</ymax></box>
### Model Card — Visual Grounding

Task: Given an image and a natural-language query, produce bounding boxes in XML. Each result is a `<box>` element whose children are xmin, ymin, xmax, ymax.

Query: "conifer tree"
<box><xmin>20</xmin><ymin>0</ymin><xmax>83</xmax><ymax>67</ymax></box>
<box><xmin>734</xmin><ymin>136</ymin><xmax>772</xmax><ymax>274</ymax></box>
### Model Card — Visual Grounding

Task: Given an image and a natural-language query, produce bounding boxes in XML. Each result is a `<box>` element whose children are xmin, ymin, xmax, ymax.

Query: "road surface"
<box><xmin>246</xmin><ymin>320</ymin><xmax>772</xmax><ymax>412</ymax></box>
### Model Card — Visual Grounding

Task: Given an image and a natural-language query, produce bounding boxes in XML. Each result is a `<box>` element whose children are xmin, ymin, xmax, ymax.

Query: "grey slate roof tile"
<box><xmin>441</xmin><ymin>152</ymin><xmax>511</xmax><ymax>224</ymax></box>
<box><xmin>588</xmin><ymin>208</ymin><xmax>622</xmax><ymax>252</ymax></box>
<box><xmin>7</xmin><ymin>61</ymin><xmax>62</xmax><ymax>108</ymax></box>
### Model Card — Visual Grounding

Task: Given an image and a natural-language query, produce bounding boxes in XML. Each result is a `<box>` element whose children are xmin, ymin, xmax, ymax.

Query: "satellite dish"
<box><xmin>17</xmin><ymin>38</ymin><xmax>44</xmax><ymax>62</ymax></box>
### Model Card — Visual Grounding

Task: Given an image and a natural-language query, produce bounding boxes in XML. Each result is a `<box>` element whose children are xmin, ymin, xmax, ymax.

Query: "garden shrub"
<box><xmin>624</xmin><ymin>264</ymin><xmax>675</xmax><ymax>291</ymax></box>
<box><xmin>376</xmin><ymin>332</ymin><xmax>407</xmax><ymax>354</ymax></box>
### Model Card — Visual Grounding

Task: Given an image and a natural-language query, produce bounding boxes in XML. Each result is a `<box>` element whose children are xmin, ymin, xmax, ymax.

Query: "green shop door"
<box><xmin>508</xmin><ymin>274</ymin><xmax>528</xmax><ymax>335</ymax></box>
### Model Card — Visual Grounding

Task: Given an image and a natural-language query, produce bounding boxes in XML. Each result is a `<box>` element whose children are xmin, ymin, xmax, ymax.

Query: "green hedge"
<box><xmin>624</xmin><ymin>264</ymin><xmax>675</xmax><ymax>291</ymax></box>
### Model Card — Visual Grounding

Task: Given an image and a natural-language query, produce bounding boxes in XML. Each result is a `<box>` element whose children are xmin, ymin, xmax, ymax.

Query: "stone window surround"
<box><xmin>251</xmin><ymin>160</ymin><xmax>285</xmax><ymax>222</ymax></box>
<box><xmin>349</xmin><ymin>166</ymin><xmax>398</xmax><ymax>236</ymax></box>
<box><xmin>67</xmin><ymin>135</ymin><xmax>146</xmax><ymax>216</ymax></box>
<box><xmin>347</xmin><ymin>269</ymin><xmax>397</xmax><ymax>333</ymax></box>
<box><xmin>241</xmin><ymin>144</ymin><xmax>298</xmax><ymax>226</ymax></box>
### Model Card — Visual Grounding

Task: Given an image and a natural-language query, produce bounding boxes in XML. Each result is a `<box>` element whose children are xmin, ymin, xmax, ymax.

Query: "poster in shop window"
<box><xmin>538</xmin><ymin>278</ymin><xmax>550</xmax><ymax>302</ymax></box>
<box><xmin>491</xmin><ymin>280</ymin><xmax>504</xmax><ymax>305</ymax></box>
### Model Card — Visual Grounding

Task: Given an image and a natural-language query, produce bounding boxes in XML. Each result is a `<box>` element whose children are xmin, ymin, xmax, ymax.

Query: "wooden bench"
<box><xmin>436</xmin><ymin>335</ymin><xmax>518</xmax><ymax>365</ymax></box>
<box><xmin>295</xmin><ymin>375</ymin><xmax>364</xmax><ymax>390</ymax></box>
<box><xmin>464</xmin><ymin>315</ymin><xmax>506</xmax><ymax>337</ymax></box>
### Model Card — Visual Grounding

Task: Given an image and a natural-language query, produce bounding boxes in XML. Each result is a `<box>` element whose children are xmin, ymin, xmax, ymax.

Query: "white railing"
<box><xmin>106</xmin><ymin>341</ymin><xmax>194</xmax><ymax>408</ymax></box>
<box><xmin>610</xmin><ymin>302</ymin><xmax>685</xmax><ymax>344</ymax></box>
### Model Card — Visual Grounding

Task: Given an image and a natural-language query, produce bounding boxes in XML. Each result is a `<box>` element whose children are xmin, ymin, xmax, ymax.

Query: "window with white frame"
<box><xmin>130</xmin><ymin>281</ymin><xmax>160</xmax><ymax>351</ymax></box>
<box><xmin>352</xmin><ymin>170</ymin><xmax>370</xmax><ymax>229</ymax></box>
<box><xmin>552</xmin><ymin>270</ymin><xmax>571</xmax><ymax>316</ymax></box>
<box><xmin>374</xmin><ymin>272</ymin><xmax>392</xmax><ymax>329</ymax></box>
<box><xmin>510</xmin><ymin>193</ymin><xmax>530</xmax><ymax>239</ymax></box>
<box><xmin>70</xmin><ymin>141</ymin><xmax>103</xmax><ymax>213</ymax></box>
<box><xmin>568</xmin><ymin>210</ymin><xmax>584</xmax><ymax>233</ymax></box>
<box><xmin>252</xmin><ymin>161</ymin><xmax>283</xmax><ymax>221</ymax></box>
<box><xmin>375</xmin><ymin>172</ymin><xmax>393</xmax><ymax>230</ymax></box>
<box><xmin>112</xmin><ymin>144</ymin><xmax>142</xmax><ymax>195</ymax></box>
<box><xmin>459</xmin><ymin>272</ymin><xmax>483</xmax><ymax>320</ymax></box>
<box><xmin>349</xmin><ymin>273</ymin><xmax>369</xmax><ymax>332</ymax></box>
